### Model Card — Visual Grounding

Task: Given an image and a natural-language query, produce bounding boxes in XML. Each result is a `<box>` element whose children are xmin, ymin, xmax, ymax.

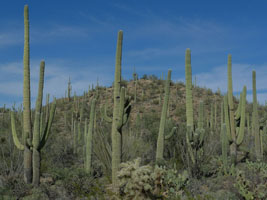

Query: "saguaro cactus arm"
<box><xmin>11</xmin><ymin>111</ymin><xmax>25</xmax><ymax>151</ymax></box>
<box><xmin>32</xmin><ymin>61</ymin><xmax>45</xmax><ymax>152</ymax></box>
<box><xmin>156</xmin><ymin>69</ymin><xmax>172</xmax><ymax>162</ymax></box>
<box><xmin>224</xmin><ymin>95</ymin><xmax>233</xmax><ymax>142</ymax></box>
<box><xmin>236</xmin><ymin>86</ymin><xmax>246</xmax><ymax>145</ymax></box>
<box><xmin>101</xmin><ymin>101</ymin><xmax>112</xmax><ymax>123</ymax></box>
<box><xmin>38</xmin><ymin>98</ymin><xmax>56</xmax><ymax>150</ymax></box>
<box><xmin>86</xmin><ymin>98</ymin><xmax>96</xmax><ymax>173</ymax></box>
<box><xmin>164</xmin><ymin>127</ymin><xmax>177</xmax><ymax>140</ymax></box>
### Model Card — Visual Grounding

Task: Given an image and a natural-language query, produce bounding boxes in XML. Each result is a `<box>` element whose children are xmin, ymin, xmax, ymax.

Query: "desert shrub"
<box><xmin>48</xmin><ymin>167</ymin><xmax>105</xmax><ymax>198</ymax></box>
<box><xmin>113</xmin><ymin>158</ymin><xmax>189</xmax><ymax>199</ymax></box>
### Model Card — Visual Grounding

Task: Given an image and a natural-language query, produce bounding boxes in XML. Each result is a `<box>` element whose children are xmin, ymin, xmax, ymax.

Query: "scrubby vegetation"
<box><xmin>0</xmin><ymin>4</ymin><xmax>267</xmax><ymax>200</ymax></box>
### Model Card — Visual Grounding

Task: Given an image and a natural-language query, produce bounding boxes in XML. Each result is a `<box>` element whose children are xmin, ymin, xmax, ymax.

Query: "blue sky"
<box><xmin>1</xmin><ymin>0</ymin><xmax>267</xmax><ymax>107</ymax></box>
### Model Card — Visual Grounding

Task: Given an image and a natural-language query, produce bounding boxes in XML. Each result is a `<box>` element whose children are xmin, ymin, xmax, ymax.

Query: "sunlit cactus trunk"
<box><xmin>86</xmin><ymin>99</ymin><xmax>96</xmax><ymax>173</ymax></box>
<box><xmin>252</xmin><ymin>71</ymin><xmax>262</xmax><ymax>160</ymax></box>
<box><xmin>156</xmin><ymin>70</ymin><xmax>176</xmax><ymax>163</ymax></box>
<box><xmin>32</xmin><ymin>61</ymin><xmax>45</xmax><ymax>186</ymax></box>
<box><xmin>185</xmin><ymin>48</ymin><xmax>193</xmax><ymax>127</ymax></box>
<box><xmin>227</xmin><ymin>54</ymin><xmax>237</xmax><ymax>162</ymax></box>
<box><xmin>23</xmin><ymin>5</ymin><xmax>32</xmax><ymax>184</ymax></box>
<box><xmin>111</xmin><ymin>31</ymin><xmax>123</xmax><ymax>184</ymax></box>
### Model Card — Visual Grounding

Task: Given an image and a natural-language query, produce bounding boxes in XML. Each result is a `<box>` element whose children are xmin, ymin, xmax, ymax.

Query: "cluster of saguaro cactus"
<box><xmin>101</xmin><ymin>31</ymin><xmax>131</xmax><ymax>185</ymax></box>
<box><xmin>156</xmin><ymin>70</ymin><xmax>177</xmax><ymax>163</ymax></box>
<box><xmin>185</xmin><ymin>48</ymin><xmax>205</xmax><ymax>169</ymax></box>
<box><xmin>224</xmin><ymin>54</ymin><xmax>247</xmax><ymax>164</ymax></box>
<box><xmin>10</xmin><ymin>5</ymin><xmax>56</xmax><ymax>186</ymax></box>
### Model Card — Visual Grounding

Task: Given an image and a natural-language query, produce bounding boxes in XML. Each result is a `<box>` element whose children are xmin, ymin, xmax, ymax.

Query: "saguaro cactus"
<box><xmin>226</xmin><ymin>54</ymin><xmax>237</xmax><ymax>160</ymax></box>
<box><xmin>185</xmin><ymin>48</ymin><xmax>193</xmax><ymax>127</ymax></box>
<box><xmin>85</xmin><ymin>99</ymin><xmax>96</xmax><ymax>173</ymax></box>
<box><xmin>133</xmin><ymin>67</ymin><xmax>137</xmax><ymax>103</ymax></box>
<box><xmin>185</xmin><ymin>49</ymin><xmax>205</xmax><ymax>173</ymax></box>
<box><xmin>11</xmin><ymin>6</ymin><xmax>56</xmax><ymax>185</ymax></box>
<box><xmin>22</xmin><ymin>4</ymin><xmax>32</xmax><ymax>184</ymax></box>
<box><xmin>224</xmin><ymin>57</ymin><xmax>247</xmax><ymax>165</ymax></box>
<box><xmin>68</xmin><ymin>76</ymin><xmax>71</xmax><ymax>101</ymax></box>
<box><xmin>252</xmin><ymin>70</ymin><xmax>262</xmax><ymax>160</ymax></box>
<box><xmin>221</xmin><ymin>123</ymin><xmax>228</xmax><ymax>172</ymax></box>
<box><xmin>11</xmin><ymin>61</ymin><xmax>56</xmax><ymax>186</ymax></box>
<box><xmin>156</xmin><ymin>70</ymin><xmax>177</xmax><ymax>163</ymax></box>
<box><xmin>101</xmin><ymin>31</ymin><xmax>131</xmax><ymax>184</ymax></box>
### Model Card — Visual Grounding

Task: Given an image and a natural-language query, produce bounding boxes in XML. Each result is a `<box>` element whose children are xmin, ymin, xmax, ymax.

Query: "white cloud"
<box><xmin>0</xmin><ymin>32</ymin><xmax>23</xmax><ymax>47</ymax></box>
<box><xmin>195</xmin><ymin>62</ymin><xmax>267</xmax><ymax>104</ymax></box>
<box><xmin>0</xmin><ymin>59</ymin><xmax>114</xmax><ymax>108</ymax></box>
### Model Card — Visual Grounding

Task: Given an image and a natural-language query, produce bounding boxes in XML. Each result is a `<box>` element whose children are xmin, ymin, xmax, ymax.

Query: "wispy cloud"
<box><xmin>0</xmin><ymin>59</ymin><xmax>114</xmax><ymax>108</ymax></box>
<box><xmin>0</xmin><ymin>32</ymin><xmax>23</xmax><ymax>47</ymax></box>
<box><xmin>194</xmin><ymin>63</ymin><xmax>267</xmax><ymax>104</ymax></box>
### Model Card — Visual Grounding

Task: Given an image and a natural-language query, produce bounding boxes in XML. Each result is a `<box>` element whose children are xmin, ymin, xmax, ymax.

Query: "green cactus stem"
<box><xmin>68</xmin><ymin>76</ymin><xmax>71</xmax><ymax>101</ymax></box>
<box><xmin>221</xmin><ymin>124</ymin><xmax>228</xmax><ymax>173</ymax></box>
<box><xmin>224</xmin><ymin>62</ymin><xmax>247</xmax><ymax>165</ymax></box>
<box><xmin>111</xmin><ymin>31</ymin><xmax>131</xmax><ymax>185</ymax></box>
<box><xmin>252</xmin><ymin>70</ymin><xmax>262</xmax><ymax>160</ymax></box>
<box><xmin>22</xmin><ymin>4</ymin><xmax>32</xmax><ymax>184</ymax></box>
<box><xmin>156</xmin><ymin>70</ymin><xmax>176</xmax><ymax>163</ymax></box>
<box><xmin>86</xmin><ymin>99</ymin><xmax>96</xmax><ymax>173</ymax></box>
<box><xmin>11</xmin><ymin>60</ymin><xmax>56</xmax><ymax>186</ymax></box>
<box><xmin>236</xmin><ymin>86</ymin><xmax>246</xmax><ymax>145</ymax></box>
<box><xmin>185</xmin><ymin>48</ymin><xmax>193</xmax><ymax>127</ymax></box>
<box><xmin>210</xmin><ymin>103</ymin><xmax>214</xmax><ymax>131</ymax></box>
<box><xmin>185</xmin><ymin>49</ymin><xmax>205</xmax><ymax>173</ymax></box>
<box><xmin>198</xmin><ymin>100</ymin><xmax>204</xmax><ymax>129</ymax></box>
<box><xmin>101</xmin><ymin>101</ymin><xmax>112</xmax><ymax>123</ymax></box>
<box><xmin>227</xmin><ymin>54</ymin><xmax>237</xmax><ymax>160</ymax></box>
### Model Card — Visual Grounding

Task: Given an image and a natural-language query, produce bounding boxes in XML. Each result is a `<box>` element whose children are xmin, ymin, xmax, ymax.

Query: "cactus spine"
<box><xmin>156</xmin><ymin>70</ymin><xmax>176</xmax><ymax>163</ymax></box>
<box><xmin>85</xmin><ymin>99</ymin><xmax>96</xmax><ymax>173</ymax></box>
<box><xmin>252</xmin><ymin>70</ymin><xmax>262</xmax><ymax>160</ymax></box>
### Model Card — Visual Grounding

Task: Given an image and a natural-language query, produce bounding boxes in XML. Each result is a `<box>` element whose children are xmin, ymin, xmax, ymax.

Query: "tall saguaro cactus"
<box><xmin>225</xmin><ymin>56</ymin><xmax>247</xmax><ymax>164</ymax></box>
<box><xmin>11</xmin><ymin>61</ymin><xmax>56</xmax><ymax>185</ymax></box>
<box><xmin>185</xmin><ymin>49</ymin><xmax>205</xmax><ymax>175</ymax></box>
<box><xmin>68</xmin><ymin>76</ymin><xmax>71</xmax><ymax>101</ymax></box>
<box><xmin>101</xmin><ymin>31</ymin><xmax>131</xmax><ymax>185</ymax></box>
<box><xmin>252</xmin><ymin>70</ymin><xmax>262</xmax><ymax>160</ymax></box>
<box><xmin>22</xmin><ymin>4</ymin><xmax>32</xmax><ymax>184</ymax></box>
<box><xmin>227</xmin><ymin>54</ymin><xmax>238</xmax><ymax>160</ymax></box>
<box><xmin>85</xmin><ymin>99</ymin><xmax>96</xmax><ymax>173</ymax></box>
<box><xmin>11</xmin><ymin>5</ymin><xmax>56</xmax><ymax>185</ymax></box>
<box><xmin>185</xmin><ymin>48</ymin><xmax>193</xmax><ymax>127</ymax></box>
<box><xmin>156</xmin><ymin>70</ymin><xmax>177</xmax><ymax>163</ymax></box>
